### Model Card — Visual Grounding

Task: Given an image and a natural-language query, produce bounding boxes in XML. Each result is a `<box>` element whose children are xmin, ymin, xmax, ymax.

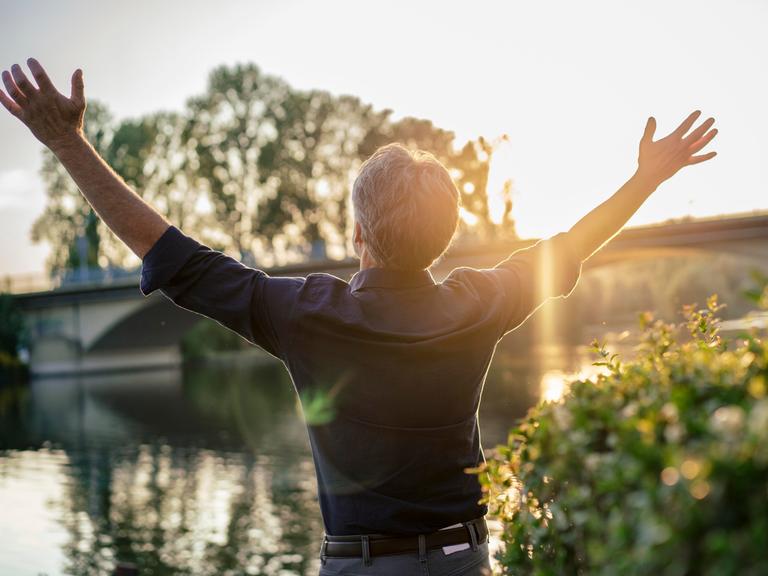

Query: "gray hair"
<box><xmin>352</xmin><ymin>143</ymin><xmax>460</xmax><ymax>271</ymax></box>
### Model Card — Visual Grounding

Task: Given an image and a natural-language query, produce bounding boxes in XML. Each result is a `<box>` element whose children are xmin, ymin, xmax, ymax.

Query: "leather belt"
<box><xmin>321</xmin><ymin>517</ymin><xmax>488</xmax><ymax>558</ymax></box>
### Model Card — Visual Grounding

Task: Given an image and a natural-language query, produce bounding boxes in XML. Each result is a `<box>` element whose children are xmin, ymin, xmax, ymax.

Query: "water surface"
<box><xmin>0</xmin><ymin>341</ymin><xmax>594</xmax><ymax>576</ymax></box>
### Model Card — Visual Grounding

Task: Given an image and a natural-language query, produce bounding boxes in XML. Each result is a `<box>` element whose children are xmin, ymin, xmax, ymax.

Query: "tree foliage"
<box><xmin>33</xmin><ymin>63</ymin><xmax>517</xmax><ymax>274</ymax></box>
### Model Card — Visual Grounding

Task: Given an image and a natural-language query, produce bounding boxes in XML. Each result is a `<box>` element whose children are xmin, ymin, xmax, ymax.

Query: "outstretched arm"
<box><xmin>0</xmin><ymin>58</ymin><xmax>169</xmax><ymax>258</ymax></box>
<box><xmin>566</xmin><ymin>111</ymin><xmax>718</xmax><ymax>262</ymax></box>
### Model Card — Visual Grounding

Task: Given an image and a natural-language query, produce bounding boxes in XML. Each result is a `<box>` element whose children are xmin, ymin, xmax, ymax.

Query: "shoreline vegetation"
<box><xmin>0</xmin><ymin>293</ymin><xmax>27</xmax><ymax>385</ymax></box>
<box><xmin>473</xmin><ymin>280</ymin><xmax>768</xmax><ymax>574</ymax></box>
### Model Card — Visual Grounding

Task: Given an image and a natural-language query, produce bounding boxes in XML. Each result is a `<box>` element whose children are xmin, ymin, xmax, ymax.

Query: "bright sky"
<box><xmin>1</xmin><ymin>0</ymin><xmax>766</xmax><ymax>276</ymax></box>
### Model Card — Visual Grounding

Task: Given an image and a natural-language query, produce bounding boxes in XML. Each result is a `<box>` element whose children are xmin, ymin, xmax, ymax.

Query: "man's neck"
<box><xmin>358</xmin><ymin>249</ymin><xmax>379</xmax><ymax>271</ymax></box>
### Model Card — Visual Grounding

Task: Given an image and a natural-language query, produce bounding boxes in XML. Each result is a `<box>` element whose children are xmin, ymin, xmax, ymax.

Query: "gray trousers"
<box><xmin>318</xmin><ymin>539</ymin><xmax>492</xmax><ymax>576</ymax></box>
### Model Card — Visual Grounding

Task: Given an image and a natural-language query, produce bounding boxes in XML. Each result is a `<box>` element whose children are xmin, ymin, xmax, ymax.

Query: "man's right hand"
<box><xmin>0</xmin><ymin>58</ymin><xmax>86</xmax><ymax>153</ymax></box>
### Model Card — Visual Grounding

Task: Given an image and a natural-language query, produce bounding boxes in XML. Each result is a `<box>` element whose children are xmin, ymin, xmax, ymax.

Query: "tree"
<box><xmin>247</xmin><ymin>87</ymin><xmax>369</xmax><ymax>263</ymax></box>
<box><xmin>185</xmin><ymin>64</ymin><xmax>289</xmax><ymax>262</ymax></box>
<box><xmin>188</xmin><ymin>64</ymin><xmax>389</xmax><ymax>264</ymax></box>
<box><xmin>107</xmin><ymin>111</ymin><xmax>211</xmax><ymax>259</ymax></box>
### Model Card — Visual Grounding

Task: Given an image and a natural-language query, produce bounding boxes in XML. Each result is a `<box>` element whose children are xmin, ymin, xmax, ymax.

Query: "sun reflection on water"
<box><xmin>540</xmin><ymin>366</ymin><xmax>602</xmax><ymax>403</ymax></box>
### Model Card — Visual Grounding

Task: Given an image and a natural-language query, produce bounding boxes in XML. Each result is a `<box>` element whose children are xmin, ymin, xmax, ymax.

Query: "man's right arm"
<box><xmin>1</xmin><ymin>58</ymin><xmax>169</xmax><ymax>258</ymax></box>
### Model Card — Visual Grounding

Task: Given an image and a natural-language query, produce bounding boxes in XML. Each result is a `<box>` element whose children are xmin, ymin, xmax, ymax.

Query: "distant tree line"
<box><xmin>33</xmin><ymin>63</ymin><xmax>517</xmax><ymax>275</ymax></box>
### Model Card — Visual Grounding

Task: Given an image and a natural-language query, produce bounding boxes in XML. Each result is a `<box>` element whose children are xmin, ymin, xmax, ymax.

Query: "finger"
<box><xmin>672</xmin><ymin>110</ymin><xmax>702</xmax><ymax>137</ymax></box>
<box><xmin>10</xmin><ymin>64</ymin><xmax>38</xmax><ymax>99</ymax></box>
<box><xmin>687</xmin><ymin>151</ymin><xmax>717</xmax><ymax>165</ymax></box>
<box><xmin>683</xmin><ymin>117</ymin><xmax>716</xmax><ymax>146</ymax></box>
<box><xmin>642</xmin><ymin>116</ymin><xmax>656</xmax><ymax>143</ymax></box>
<box><xmin>0</xmin><ymin>88</ymin><xmax>22</xmax><ymax>118</ymax></box>
<box><xmin>688</xmin><ymin>128</ymin><xmax>718</xmax><ymax>154</ymax></box>
<box><xmin>70</xmin><ymin>69</ymin><xmax>84</xmax><ymax>105</ymax></box>
<box><xmin>1</xmin><ymin>70</ymin><xmax>28</xmax><ymax>106</ymax></box>
<box><xmin>26</xmin><ymin>58</ymin><xmax>56</xmax><ymax>93</ymax></box>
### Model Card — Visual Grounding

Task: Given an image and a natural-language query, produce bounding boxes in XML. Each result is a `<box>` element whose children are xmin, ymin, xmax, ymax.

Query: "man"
<box><xmin>1</xmin><ymin>59</ymin><xmax>717</xmax><ymax>575</ymax></box>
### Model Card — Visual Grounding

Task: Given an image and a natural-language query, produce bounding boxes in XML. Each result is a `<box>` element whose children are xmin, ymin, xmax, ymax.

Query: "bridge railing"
<box><xmin>2</xmin><ymin>267</ymin><xmax>141</xmax><ymax>295</ymax></box>
<box><xmin>1</xmin><ymin>272</ymin><xmax>56</xmax><ymax>294</ymax></box>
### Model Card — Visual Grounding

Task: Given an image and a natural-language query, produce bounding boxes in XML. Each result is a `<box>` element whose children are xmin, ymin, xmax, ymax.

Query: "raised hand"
<box><xmin>637</xmin><ymin>110</ymin><xmax>718</xmax><ymax>188</ymax></box>
<box><xmin>0</xmin><ymin>58</ymin><xmax>86</xmax><ymax>152</ymax></box>
<box><xmin>566</xmin><ymin>111</ymin><xmax>721</xmax><ymax>262</ymax></box>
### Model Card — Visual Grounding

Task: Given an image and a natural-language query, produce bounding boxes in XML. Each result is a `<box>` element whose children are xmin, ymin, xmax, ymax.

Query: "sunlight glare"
<box><xmin>541</xmin><ymin>370</ymin><xmax>568</xmax><ymax>403</ymax></box>
<box><xmin>540</xmin><ymin>366</ymin><xmax>601</xmax><ymax>403</ymax></box>
<box><xmin>485</xmin><ymin>137</ymin><xmax>514</xmax><ymax>225</ymax></box>
<box><xmin>459</xmin><ymin>206</ymin><xmax>479</xmax><ymax>226</ymax></box>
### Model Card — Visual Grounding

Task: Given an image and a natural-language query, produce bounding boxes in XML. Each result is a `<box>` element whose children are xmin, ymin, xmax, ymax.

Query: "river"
<box><xmin>0</xmin><ymin>340</ymin><xmax>599</xmax><ymax>576</ymax></box>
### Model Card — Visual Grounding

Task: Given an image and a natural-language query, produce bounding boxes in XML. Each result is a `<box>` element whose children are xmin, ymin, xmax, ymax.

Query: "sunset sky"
<box><xmin>1</xmin><ymin>0</ymin><xmax>766</xmax><ymax>276</ymax></box>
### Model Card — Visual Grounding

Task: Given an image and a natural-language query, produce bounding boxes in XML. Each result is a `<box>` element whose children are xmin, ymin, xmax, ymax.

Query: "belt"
<box><xmin>321</xmin><ymin>517</ymin><xmax>488</xmax><ymax>559</ymax></box>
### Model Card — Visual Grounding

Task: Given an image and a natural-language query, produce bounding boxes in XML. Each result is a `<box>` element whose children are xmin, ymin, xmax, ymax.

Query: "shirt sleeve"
<box><xmin>487</xmin><ymin>231</ymin><xmax>583</xmax><ymax>336</ymax></box>
<box><xmin>140</xmin><ymin>226</ymin><xmax>303</xmax><ymax>360</ymax></box>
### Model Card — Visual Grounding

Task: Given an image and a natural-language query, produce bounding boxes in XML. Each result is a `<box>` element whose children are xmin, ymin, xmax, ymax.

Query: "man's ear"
<box><xmin>353</xmin><ymin>221</ymin><xmax>363</xmax><ymax>255</ymax></box>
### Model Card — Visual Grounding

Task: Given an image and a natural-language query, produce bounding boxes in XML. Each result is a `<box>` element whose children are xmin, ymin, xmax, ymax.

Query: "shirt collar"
<box><xmin>349</xmin><ymin>267</ymin><xmax>436</xmax><ymax>292</ymax></box>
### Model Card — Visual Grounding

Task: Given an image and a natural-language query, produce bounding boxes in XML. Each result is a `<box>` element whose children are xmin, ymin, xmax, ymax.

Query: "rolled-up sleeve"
<box><xmin>140</xmin><ymin>226</ymin><xmax>303</xmax><ymax>360</ymax></box>
<box><xmin>489</xmin><ymin>231</ymin><xmax>582</xmax><ymax>335</ymax></box>
<box><xmin>140</xmin><ymin>226</ymin><xmax>201</xmax><ymax>296</ymax></box>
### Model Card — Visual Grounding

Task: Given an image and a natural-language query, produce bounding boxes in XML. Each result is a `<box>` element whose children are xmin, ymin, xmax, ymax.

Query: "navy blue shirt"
<box><xmin>140</xmin><ymin>226</ymin><xmax>582</xmax><ymax>536</ymax></box>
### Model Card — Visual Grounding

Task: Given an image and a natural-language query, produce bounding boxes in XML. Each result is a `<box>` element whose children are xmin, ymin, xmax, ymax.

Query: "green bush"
<box><xmin>0</xmin><ymin>294</ymin><xmax>28</xmax><ymax>384</ymax></box>
<box><xmin>473</xmin><ymin>293</ymin><xmax>768</xmax><ymax>575</ymax></box>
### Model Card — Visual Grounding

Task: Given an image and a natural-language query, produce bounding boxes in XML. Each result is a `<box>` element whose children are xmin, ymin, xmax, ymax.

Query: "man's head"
<box><xmin>352</xmin><ymin>143</ymin><xmax>460</xmax><ymax>271</ymax></box>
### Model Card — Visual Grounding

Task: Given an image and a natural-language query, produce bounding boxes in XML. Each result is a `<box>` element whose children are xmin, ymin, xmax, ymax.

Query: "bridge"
<box><xmin>10</xmin><ymin>213</ymin><xmax>768</xmax><ymax>377</ymax></box>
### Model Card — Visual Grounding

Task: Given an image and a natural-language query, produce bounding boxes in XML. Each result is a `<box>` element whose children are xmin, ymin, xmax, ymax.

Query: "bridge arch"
<box><xmin>88</xmin><ymin>297</ymin><xmax>204</xmax><ymax>353</ymax></box>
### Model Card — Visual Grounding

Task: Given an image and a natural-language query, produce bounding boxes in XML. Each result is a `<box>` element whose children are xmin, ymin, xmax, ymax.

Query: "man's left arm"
<box><xmin>1</xmin><ymin>59</ymin><xmax>301</xmax><ymax>359</ymax></box>
<box><xmin>566</xmin><ymin>111</ymin><xmax>718</xmax><ymax>263</ymax></box>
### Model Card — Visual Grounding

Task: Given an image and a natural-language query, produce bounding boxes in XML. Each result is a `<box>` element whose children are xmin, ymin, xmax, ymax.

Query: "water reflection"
<box><xmin>0</xmin><ymin>344</ymin><xmax>595</xmax><ymax>575</ymax></box>
<box><xmin>1</xmin><ymin>363</ymin><xmax>324</xmax><ymax>575</ymax></box>
<box><xmin>539</xmin><ymin>365</ymin><xmax>606</xmax><ymax>403</ymax></box>
<box><xmin>57</xmin><ymin>446</ymin><xmax>322</xmax><ymax>576</ymax></box>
